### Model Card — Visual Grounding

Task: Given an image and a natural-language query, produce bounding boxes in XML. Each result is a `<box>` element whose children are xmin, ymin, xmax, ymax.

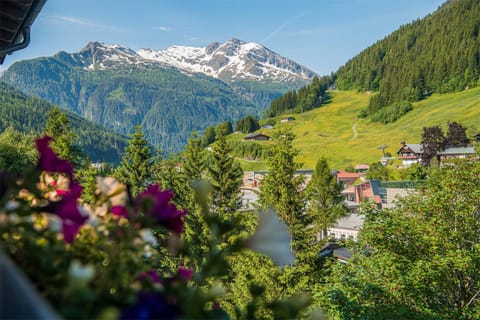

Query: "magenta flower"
<box><xmin>111</xmin><ymin>205</ymin><xmax>129</xmax><ymax>218</ymax></box>
<box><xmin>137</xmin><ymin>269</ymin><xmax>160</xmax><ymax>284</ymax></box>
<box><xmin>136</xmin><ymin>185</ymin><xmax>187</xmax><ymax>234</ymax></box>
<box><xmin>35</xmin><ymin>136</ymin><xmax>74</xmax><ymax>180</ymax></box>
<box><xmin>47</xmin><ymin>182</ymin><xmax>88</xmax><ymax>243</ymax></box>
<box><xmin>177</xmin><ymin>266</ymin><xmax>193</xmax><ymax>282</ymax></box>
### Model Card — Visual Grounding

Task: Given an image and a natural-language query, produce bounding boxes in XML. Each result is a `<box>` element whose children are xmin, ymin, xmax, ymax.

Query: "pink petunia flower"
<box><xmin>136</xmin><ymin>185</ymin><xmax>187</xmax><ymax>234</ymax></box>
<box><xmin>47</xmin><ymin>182</ymin><xmax>88</xmax><ymax>243</ymax></box>
<box><xmin>111</xmin><ymin>205</ymin><xmax>129</xmax><ymax>218</ymax></box>
<box><xmin>35</xmin><ymin>136</ymin><xmax>74</xmax><ymax>181</ymax></box>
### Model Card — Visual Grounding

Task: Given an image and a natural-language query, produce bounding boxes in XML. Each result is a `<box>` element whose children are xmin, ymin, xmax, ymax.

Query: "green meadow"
<box><xmin>235</xmin><ymin>87</ymin><xmax>480</xmax><ymax>171</ymax></box>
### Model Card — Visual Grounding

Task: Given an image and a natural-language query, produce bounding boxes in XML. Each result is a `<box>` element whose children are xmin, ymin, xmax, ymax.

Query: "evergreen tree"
<box><xmin>258</xmin><ymin>127</ymin><xmax>317</xmax><ymax>296</ymax></box>
<box><xmin>115</xmin><ymin>125</ymin><xmax>153</xmax><ymax>196</ymax></box>
<box><xmin>207</xmin><ymin>129</ymin><xmax>243</xmax><ymax>216</ymax></box>
<box><xmin>202</xmin><ymin>126</ymin><xmax>216</xmax><ymax>147</ymax></box>
<box><xmin>421</xmin><ymin>125</ymin><xmax>445</xmax><ymax>166</ymax></box>
<box><xmin>235</xmin><ymin>115</ymin><xmax>260</xmax><ymax>134</ymax></box>
<box><xmin>44</xmin><ymin>107</ymin><xmax>83</xmax><ymax>165</ymax></box>
<box><xmin>306</xmin><ymin>157</ymin><xmax>347</xmax><ymax>240</ymax></box>
<box><xmin>445</xmin><ymin>121</ymin><xmax>469</xmax><ymax>147</ymax></box>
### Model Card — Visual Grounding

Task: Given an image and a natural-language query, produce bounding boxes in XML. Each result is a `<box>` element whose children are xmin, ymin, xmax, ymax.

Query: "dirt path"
<box><xmin>352</xmin><ymin>123</ymin><xmax>358</xmax><ymax>139</ymax></box>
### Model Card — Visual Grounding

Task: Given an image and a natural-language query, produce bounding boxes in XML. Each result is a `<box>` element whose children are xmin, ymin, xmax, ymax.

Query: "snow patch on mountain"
<box><xmin>77</xmin><ymin>39</ymin><xmax>316</xmax><ymax>83</ymax></box>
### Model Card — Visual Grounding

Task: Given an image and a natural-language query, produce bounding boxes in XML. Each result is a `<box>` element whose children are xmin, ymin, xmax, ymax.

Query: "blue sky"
<box><xmin>2</xmin><ymin>0</ymin><xmax>445</xmax><ymax>75</ymax></box>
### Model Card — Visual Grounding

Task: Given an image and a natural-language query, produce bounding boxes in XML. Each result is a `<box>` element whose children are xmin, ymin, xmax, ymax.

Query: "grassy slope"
<box><xmin>236</xmin><ymin>87</ymin><xmax>480</xmax><ymax>171</ymax></box>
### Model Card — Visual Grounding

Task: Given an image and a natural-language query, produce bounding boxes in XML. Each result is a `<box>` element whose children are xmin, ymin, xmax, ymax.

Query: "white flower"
<box><xmin>140</xmin><ymin>229</ymin><xmax>158</xmax><ymax>247</ymax></box>
<box><xmin>96</xmin><ymin>177</ymin><xmax>128</xmax><ymax>206</ymax></box>
<box><xmin>68</xmin><ymin>260</ymin><xmax>95</xmax><ymax>286</ymax></box>
<box><xmin>243</xmin><ymin>209</ymin><xmax>295</xmax><ymax>266</ymax></box>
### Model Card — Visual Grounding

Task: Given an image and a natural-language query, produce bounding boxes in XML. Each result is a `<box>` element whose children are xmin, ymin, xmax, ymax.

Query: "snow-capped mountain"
<box><xmin>77</xmin><ymin>39</ymin><xmax>316</xmax><ymax>83</ymax></box>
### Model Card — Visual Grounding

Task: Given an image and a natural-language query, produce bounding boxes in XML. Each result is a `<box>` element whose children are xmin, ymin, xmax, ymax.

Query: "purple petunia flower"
<box><xmin>111</xmin><ymin>205</ymin><xmax>129</xmax><ymax>218</ymax></box>
<box><xmin>137</xmin><ymin>269</ymin><xmax>160</xmax><ymax>284</ymax></box>
<box><xmin>177</xmin><ymin>266</ymin><xmax>193</xmax><ymax>282</ymax></box>
<box><xmin>47</xmin><ymin>182</ymin><xmax>88</xmax><ymax>243</ymax></box>
<box><xmin>120</xmin><ymin>292</ymin><xmax>180</xmax><ymax>320</ymax></box>
<box><xmin>136</xmin><ymin>185</ymin><xmax>187</xmax><ymax>234</ymax></box>
<box><xmin>35</xmin><ymin>136</ymin><xmax>74</xmax><ymax>181</ymax></box>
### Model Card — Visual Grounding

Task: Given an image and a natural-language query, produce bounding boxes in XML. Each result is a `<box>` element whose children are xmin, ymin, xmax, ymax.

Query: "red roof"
<box><xmin>336</xmin><ymin>170</ymin><xmax>362</xmax><ymax>179</ymax></box>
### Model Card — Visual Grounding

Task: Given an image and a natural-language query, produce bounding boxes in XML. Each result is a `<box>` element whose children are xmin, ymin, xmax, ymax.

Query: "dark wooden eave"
<box><xmin>0</xmin><ymin>0</ymin><xmax>46</xmax><ymax>64</ymax></box>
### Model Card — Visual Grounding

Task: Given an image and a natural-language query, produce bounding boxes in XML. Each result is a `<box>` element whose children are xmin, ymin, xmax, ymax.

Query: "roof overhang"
<box><xmin>0</xmin><ymin>0</ymin><xmax>47</xmax><ymax>64</ymax></box>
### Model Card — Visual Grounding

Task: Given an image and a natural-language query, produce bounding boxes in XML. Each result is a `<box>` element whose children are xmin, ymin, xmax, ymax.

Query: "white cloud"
<box><xmin>153</xmin><ymin>26</ymin><xmax>173</xmax><ymax>32</ymax></box>
<box><xmin>42</xmin><ymin>15</ymin><xmax>127</xmax><ymax>32</ymax></box>
<box><xmin>261</xmin><ymin>12</ymin><xmax>306</xmax><ymax>44</ymax></box>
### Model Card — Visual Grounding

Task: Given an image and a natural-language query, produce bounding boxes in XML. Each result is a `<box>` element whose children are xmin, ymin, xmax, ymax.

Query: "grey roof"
<box><xmin>333</xmin><ymin>214</ymin><xmax>365</xmax><ymax>230</ymax></box>
<box><xmin>406</xmin><ymin>144</ymin><xmax>423</xmax><ymax>153</ymax></box>
<box><xmin>244</xmin><ymin>133</ymin><xmax>270</xmax><ymax>139</ymax></box>
<box><xmin>438</xmin><ymin>147</ymin><xmax>475</xmax><ymax>155</ymax></box>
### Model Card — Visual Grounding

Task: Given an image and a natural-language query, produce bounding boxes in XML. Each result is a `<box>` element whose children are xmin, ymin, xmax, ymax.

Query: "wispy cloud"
<box><xmin>42</xmin><ymin>15</ymin><xmax>127</xmax><ymax>32</ymax></box>
<box><xmin>153</xmin><ymin>26</ymin><xmax>174</xmax><ymax>32</ymax></box>
<box><xmin>261</xmin><ymin>12</ymin><xmax>306</xmax><ymax>43</ymax></box>
<box><xmin>288</xmin><ymin>26</ymin><xmax>337</xmax><ymax>37</ymax></box>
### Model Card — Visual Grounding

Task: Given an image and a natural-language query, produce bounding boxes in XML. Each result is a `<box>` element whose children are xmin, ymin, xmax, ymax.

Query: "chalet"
<box><xmin>319</xmin><ymin>243</ymin><xmax>352</xmax><ymax>264</ymax></box>
<box><xmin>244</xmin><ymin>133</ymin><xmax>270</xmax><ymax>141</ymax></box>
<box><xmin>280</xmin><ymin>117</ymin><xmax>295</xmax><ymax>123</ymax></box>
<box><xmin>261</xmin><ymin>124</ymin><xmax>273</xmax><ymax>129</ymax></box>
<box><xmin>397</xmin><ymin>143</ymin><xmax>423</xmax><ymax>166</ymax></box>
<box><xmin>438</xmin><ymin>146</ymin><xmax>476</xmax><ymax>161</ymax></box>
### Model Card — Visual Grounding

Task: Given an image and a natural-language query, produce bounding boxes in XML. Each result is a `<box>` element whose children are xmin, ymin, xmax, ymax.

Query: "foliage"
<box><xmin>44</xmin><ymin>107</ymin><xmax>84</xmax><ymax>166</ymax></box>
<box><xmin>365</xmin><ymin>162</ymin><xmax>392</xmax><ymax>181</ymax></box>
<box><xmin>202</xmin><ymin>126</ymin><xmax>217</xmax><ymax>147</ymax></box>
<box><xmin>235</xmin><ymin>115</ymin><xmax>260</xmax><ymax>134</ymax></box>
<box><xmin>231</xmin><ymin>140</ymin><xmax>271</xmax><ymax>161</ymax></box>
<box><xmin>0</xmin><ymin>83</ymin><xmax>126</xmax><ymax>164</ymax></box>
<box><xmin>207</xmin><ymin>131</ymin><xmax>243</xmax><ymax>217</ymax></box>
<box><xmin>215</xmin><ymin>121</ymin><xmax>233</xmax><ymax>136</ymax></box>
<box><xmin>399</xmin><ymin>162</ymin><xmax>428</xmax><ymax>180</ymax></box>
<box><xmin>445</xmin><ymin>121</ymin><xmax>470</xmax><ymax>147</ymax></box>
<box><xmin>306</xmin><ymin>157</ymin><xmax>347</xmax><ymax>239</ymax></box>
<box><xmin>0</xmin><ymin>135</ymin><xmax>311</xmax><ymax>319</ymax></box>
<box><xmin>319</xmin><ymin>160</ymin><xmax>480</xmax><ymax>319</ymax></box>
<box><xmin>421</xmin><ymin>125</ymin><xmax>445</xmax><ymax>166</ymax></box>
<box><xmin>115</xmin><ymin>125</ymin><xmax>154</xmax><ymax>196</ymax></box>
<box><xmin>0</xmin><ymin>127</ymin><xmax>37</xmax><ymax>173</ymax></box>
<box><xmin>335</xmin><ymin>0</ymin><xmax>480</xmax><ymax>120</ymax></box>
<box><xmin>368</xmin><ymin>101</ymin><xmax>413</xmax><ymax>124</ymax></box>
<box><xmin>266</xmin><ymin>76</ymin><xmax>332</xmax><ymax>117</ymax></box>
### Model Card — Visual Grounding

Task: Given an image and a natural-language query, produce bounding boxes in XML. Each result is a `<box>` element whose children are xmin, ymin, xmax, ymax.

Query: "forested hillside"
<box><xmin>0</xmin><ymin>83</ymin><xmax>126</xmax><ymax>163</ymax></box>
<box><xmin>334</xmin><ymin>0</ymin><xmax>480</xmax><ymax>121</ymax></box>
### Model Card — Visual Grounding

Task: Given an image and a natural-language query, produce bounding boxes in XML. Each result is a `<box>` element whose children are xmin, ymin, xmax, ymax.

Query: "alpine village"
<box><xmin>1</xmin><ymin>1</ymin><xmax>480</xmax><ymax>319</ymax></box>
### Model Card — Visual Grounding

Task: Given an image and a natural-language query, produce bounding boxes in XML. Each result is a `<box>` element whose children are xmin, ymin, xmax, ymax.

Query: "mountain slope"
<box><xmin>235</xmin><ymin>87</ymin><xmax>480</xmax><ymax>170</ymax></box>
<box><xmin>334</xmin><ymin>0</ymin><xmax>480</xmax><ymax>118</ymax></box>
<box><xmin>0</xmin><ymin>83</ymin><xmax>126</xmax><ymax>163</ymax></box>
<box><xmin>1</xmin><ymin>39</ymin><xmax>314</xmax><ymax>152</ymax></box>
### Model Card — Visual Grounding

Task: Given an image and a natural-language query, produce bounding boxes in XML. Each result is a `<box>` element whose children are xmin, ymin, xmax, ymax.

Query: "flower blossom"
<box><xmin>136</xmin><ymin>185</ymin><xmax>187</xmax><ymax>234</ymax></box>
<box><xmin>47</xmin><ymin>182</ymin><xmax>88</xmax><ymax>243</ymax></box>
<box><xmin>243</xmin><ymin>209</ymin><xmax>295</xmax><ymax>266</ymax></box>
<box><xmin>35</xmin><ymin>136</ymin><xmax>74</xmax><ymax>181</ymax></box>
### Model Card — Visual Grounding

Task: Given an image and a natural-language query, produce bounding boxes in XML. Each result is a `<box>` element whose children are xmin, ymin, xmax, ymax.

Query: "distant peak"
<box><xmin>226</xmin><ymin>38</ymin><xmax>246</xmax><ymax>45</ymax></box>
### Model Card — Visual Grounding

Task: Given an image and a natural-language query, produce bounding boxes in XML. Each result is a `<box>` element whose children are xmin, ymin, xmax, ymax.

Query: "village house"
<box><xmin>354</xmin><ymin>164</ymin><xmax>370</xmax><ymax>173</ymax></box>
<box><xmin>280</xmin><ymin>117</ymin><xmax>295</xmax><ymax>123</ymax></box>
<box><xmin>438</xmin><ymin>146</ymin><xmax>476</xmax><ymax>162</ymax></box>
<box><xmin>244</xmin><ymin>133</ymin><xmax>270</xmax><ymax>141</ymax></box>
<box><xmin>397</xmin><ymin>142</ymin><xmax>423</xmax><ymax>167</ymax></box>
<box><xmin>336</xmin><ymin>170</ymin><xmax>363</xmax><ymax>188</ymax></box>
<box><xmin>324</xmin><ymin>213</ymin><xmax>365</xmax><ymax>242</ymax></box>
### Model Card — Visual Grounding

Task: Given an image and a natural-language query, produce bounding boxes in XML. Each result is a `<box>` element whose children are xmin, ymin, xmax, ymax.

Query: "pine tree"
<box><xmin>258</xmin><ymin>128</ymin><xmax>313</xmax><ymax>260</ymax></box>
<box><xmin>306</xmin><ymin>157</ymin><xmax>347</xmax><ymax>240</ymax></box>
<box><xmin>115</xmin><ymin>125</ymin><xmax>153</xmax><ymax>196</ymax></box>
<box><xmin>44</xmin><ymin>107</ymin><xmax>83</xmax><ymax>165</ymax></box>
<box><xmin>206</xmin><ymin>129</ymin><xmax>243</xmax><ymax>216</ymax></box>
